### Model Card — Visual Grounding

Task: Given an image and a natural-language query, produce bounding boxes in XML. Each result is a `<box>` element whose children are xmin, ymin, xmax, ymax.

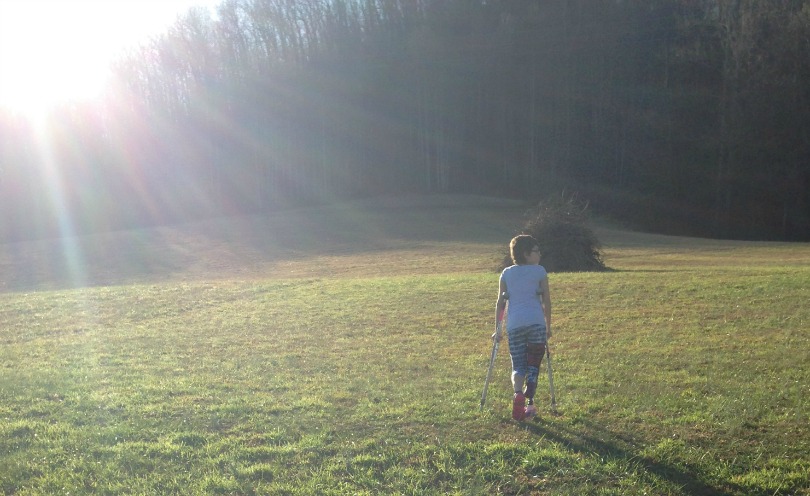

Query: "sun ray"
<box><xmin>28</xmin><ymin>111</ymin><xmax>88</xmax><ymax>288</ymax></box>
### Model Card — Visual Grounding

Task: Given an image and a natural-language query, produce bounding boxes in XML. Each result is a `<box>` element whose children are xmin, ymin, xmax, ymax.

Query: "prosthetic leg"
<box><xmin>523</xmin><ymin>342</ymin><xmax>545</xmax><ymax>418</ymax></box>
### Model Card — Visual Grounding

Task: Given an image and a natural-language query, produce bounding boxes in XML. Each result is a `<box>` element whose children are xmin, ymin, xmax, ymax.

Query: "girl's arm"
<box><xmin>494</xmin><ymin>277</ymin><xmax>507</xmax><ymax>341</ymax></box>
<box><xmin>540</xmin><ymin>277</ymin><xmax>551</xmax><ymax>339</ymax></box>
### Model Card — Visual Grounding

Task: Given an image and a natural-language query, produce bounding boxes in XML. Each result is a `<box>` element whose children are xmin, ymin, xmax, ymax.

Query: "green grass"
<box><xmin>1</xmin><ymin>197</ymin><xmax>808</xmax><ymax>495</ymax></box>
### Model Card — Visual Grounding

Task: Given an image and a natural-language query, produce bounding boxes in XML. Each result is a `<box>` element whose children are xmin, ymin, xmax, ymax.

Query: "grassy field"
<box><xmin>1</xmin><ymin>196</ymin><xmax>808</xmax><ymax>495</ymax></box>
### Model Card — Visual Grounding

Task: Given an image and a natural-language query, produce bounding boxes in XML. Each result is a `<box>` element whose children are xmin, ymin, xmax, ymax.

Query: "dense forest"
<box><xmin>1</xmin><ymin>0</ymin><xmax>809</xmax><ymax>241</ymax></box>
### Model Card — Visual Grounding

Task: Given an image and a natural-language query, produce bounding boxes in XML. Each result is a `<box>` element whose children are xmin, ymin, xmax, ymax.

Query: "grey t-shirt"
<box><xmin>500</xmin><ymin>264</ymin><xmax>547</xmax><ymax>331</ymax></box>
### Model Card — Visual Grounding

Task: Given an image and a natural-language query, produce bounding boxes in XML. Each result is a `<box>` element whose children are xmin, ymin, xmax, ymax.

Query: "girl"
<box><xmin>494</xmin><ymin>235</ymin><xmax>552</xmax><ymax>420</ymax></box>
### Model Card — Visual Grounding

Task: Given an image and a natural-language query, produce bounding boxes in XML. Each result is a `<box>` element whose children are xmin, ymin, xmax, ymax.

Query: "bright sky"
<box><xmin>0</xmin><ymin>0</ymin><xmax>220</xmax><ymax>116</ymax></box>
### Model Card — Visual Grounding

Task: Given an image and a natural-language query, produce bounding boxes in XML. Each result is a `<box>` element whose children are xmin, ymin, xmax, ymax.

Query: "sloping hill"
<box><xmin>4</xmin><ymin>194</ymin><xmax>805</xmax><ymax>292</ymax></box>
<box><xmin>0</xmin><ymin>195</ymin><xmax>526</xmax><ymax>291</ymax></box>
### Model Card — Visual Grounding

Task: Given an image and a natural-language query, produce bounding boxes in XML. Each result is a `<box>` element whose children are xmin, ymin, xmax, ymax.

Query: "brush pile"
<box><xmin>504</xmin><ymin>194</ymin><xmax>607</xmax><ymax>272</ymax></box>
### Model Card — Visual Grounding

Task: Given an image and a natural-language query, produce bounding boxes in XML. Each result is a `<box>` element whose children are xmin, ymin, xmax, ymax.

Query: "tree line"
<box><xmin>1</xmin><ymin>0</ymin><xmax>809</xmax><ymax>241</ymax></box>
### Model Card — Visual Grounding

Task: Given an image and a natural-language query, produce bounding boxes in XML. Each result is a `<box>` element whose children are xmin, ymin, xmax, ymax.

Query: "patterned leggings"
<box><xmin>508</xmin><ymin>324</ymin><xmax>547</xmax><ymax>399</ymax></box>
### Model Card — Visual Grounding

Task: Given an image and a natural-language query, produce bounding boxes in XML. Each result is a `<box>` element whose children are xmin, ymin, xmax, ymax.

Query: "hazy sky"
<box><xmin>0</xmin><ymin>0</ymin><xmax>220</xmax><ymax>115</ymax></box>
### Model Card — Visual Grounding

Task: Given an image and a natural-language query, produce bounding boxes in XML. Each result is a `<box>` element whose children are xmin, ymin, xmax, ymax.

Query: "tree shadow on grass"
<box><xmin>519</xmin><ymin>417</ymin><xmax>742</xmax><ymax>496</ymax></box>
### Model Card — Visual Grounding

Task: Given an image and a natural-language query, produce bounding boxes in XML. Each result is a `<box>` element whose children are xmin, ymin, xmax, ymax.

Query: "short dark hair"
<box><xmin>510</xmin><ymin>235</ymin><xmax>539</xmax><ymax>265</ymax></box>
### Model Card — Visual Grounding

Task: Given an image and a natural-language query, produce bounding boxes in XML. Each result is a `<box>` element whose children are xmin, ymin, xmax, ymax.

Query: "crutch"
<box><xmin>480</xmin><ymin>303</ymin><xmax>506</xmax><ymax>412</ymax></box>
<box><xmin>546</xmin><ymin>345</ymin><xmax>557</xmax><ymax>412</ymax></box>
<box><xmin>479</xmin><ymin>319</ymin><xmax>501</xmax><ymax>412</ymax></box>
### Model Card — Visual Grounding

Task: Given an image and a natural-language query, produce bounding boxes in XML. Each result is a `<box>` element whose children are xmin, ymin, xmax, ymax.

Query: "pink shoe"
<box><xmin>512</xmin><ymin>393</ymin><xmax>526</xmax><ymax>421</ymax></box>
<box><xmin>524</xmin><ymin>404</ymin><xmax>538</xmax><ymax>419</ymax></box>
